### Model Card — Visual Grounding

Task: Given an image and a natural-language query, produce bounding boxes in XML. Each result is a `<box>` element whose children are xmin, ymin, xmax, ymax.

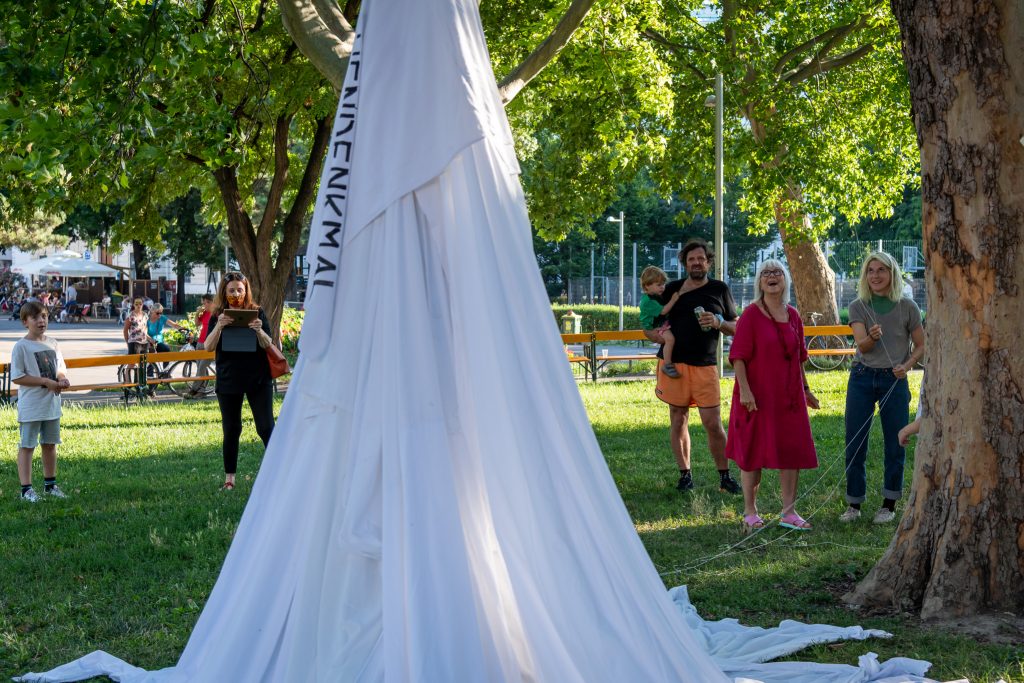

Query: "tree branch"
<box><xmin>641</xmin><ymin>28</ymin><xmax>709</xmax><ymax>82</ymax></box>
<box><xmin>277</xmin><ymin>0</ymin><xmax>355</xmax><ymax>91</ymax></box>
<box><xmin>212</xmin><ymin>165</ymin><xmax>258</xmax><ymax>278</ymax></box>
<box><xmin>199</xmin><ymin>0</ymin><xmax>217</xmax><ymax>27</ymax></box>
<box><xmin>783</xmin><ymin>43</ymin><xmax>875</xmax><ymax>84</ymax></box>
<box><xmin>276</xmin><ymin>115</ymin><xmax>331</xmax><ymax>281</ymax></box>
<box><xmin>311</xmin><ymin>0</ymin><xmax>349</xmax><ymax>39</ymax></box>
<box><xmin>773</xmin><ymin>18</ymin><xmax>858</xmax><ymax>76</ymax></box>
<box><xmin>496</xmin><ymin>0</ymin><xmax>597</xmax><ymax>105</ymax></box>
<box><xmin>252</xmin><ymin>0</ymin><xmax>269</xmax><ymax>31</ymax></box>
<box><xmin>342</xmin><ymin>0</ymin><xmax>360</xmax><ymax>26</ymax></box>
<box><xmin>257</xmin><ymin>114</ymin><xmax>293</xmax><ymax>243</ymax></box>
<box><xmin>722</xmin><ymin>0</ymin><xmax>737</xmax><ymax>61</ymax></box>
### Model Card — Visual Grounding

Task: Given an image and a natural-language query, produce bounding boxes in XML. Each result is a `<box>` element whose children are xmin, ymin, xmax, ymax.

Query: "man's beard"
<box><xmin>687</xmin><ymin>267</ymin><xmax>708</xmax><ymax>281</ymax></box>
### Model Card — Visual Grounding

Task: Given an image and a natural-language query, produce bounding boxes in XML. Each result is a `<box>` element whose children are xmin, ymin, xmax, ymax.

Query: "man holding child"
<box><xmin>643</xmin><ymin>239</ymin><xmax>741</xmax><ymax>495</ymax></box>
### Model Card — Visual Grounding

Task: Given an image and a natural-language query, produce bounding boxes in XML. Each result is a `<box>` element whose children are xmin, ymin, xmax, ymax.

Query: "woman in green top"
<box><xmin>841</xmin><ymin>252</ymin><xmax>925</xmax><ymax>525</ymax></box>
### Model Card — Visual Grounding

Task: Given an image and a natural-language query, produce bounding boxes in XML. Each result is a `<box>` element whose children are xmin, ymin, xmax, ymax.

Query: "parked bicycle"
<box><xmin>115</xmin><ymin>362</ymin><xmax>147</xmax><ymax>405</ymax></box>
<box><xmin>162</xmin><ymin>332</ymin><xmax>217</xmax><ymax>399</ymax></box>
<box><xmin>804</xmin><ymin>311</ymin><xmax>852</xmax><ymax>372</ymax></box>
<box><xmin>114</xmin><ymin>333</ymin><xmax>216</xmax><ymax>403</ymax></box>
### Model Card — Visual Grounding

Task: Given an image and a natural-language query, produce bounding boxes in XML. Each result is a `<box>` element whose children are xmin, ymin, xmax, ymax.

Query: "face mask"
<box><xmin>227</xmin><ymin>294</ymin><xmax>244</xmax><ymax>307</ymax></box>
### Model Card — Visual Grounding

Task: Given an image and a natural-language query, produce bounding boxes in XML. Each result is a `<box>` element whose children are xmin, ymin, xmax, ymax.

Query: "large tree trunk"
<box><xmin>845</xmin><ymin>0</ymin><xmax>1024</xmax><ymax>621</ymax></box>
<box><xmin>748</xmin><ymin>114</ymin><xmax>840</xmax><ymax>324</ymax></box>
<box><xmin>175</xmin><ymin>255</ymin><xmax>187</xmax><ymax>315</ymax></box>
<box><xmin>131</xmin><ymin>240</ymin><xmax>151</xmax><ymax>280</ymax></box>
<box><xmin>212</xmin><ymin>116</ymin><xmax>331</xmax><ymax>342</ymax></box>
<box><xmin>780</xmin><ymin>238</ymin><xmax>838</xmax><ymax>324</ymax></box>
<box><xmin>774</xmin><ymin>190</ymin><xmax>840</xmax><ymax>324</ymax></box>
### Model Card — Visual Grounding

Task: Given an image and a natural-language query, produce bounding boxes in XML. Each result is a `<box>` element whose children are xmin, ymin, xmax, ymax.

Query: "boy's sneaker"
<box><xmin>718</xmin><ymin>473</ymin><xmax>741</xmax><ymax>494</ymax></box>
<box><xmin>676</xmin><ymin>471</ymin><xmax>694</xmax><ymax>492</ymax></box>
<box><xmin>873</xmin><ymin>508</ymin><xmax>896</xmax><ymax>524</ymax></box>
<box><xmin>839</xmin><ymin>506</ymin><xmax>861</xmax><ymax>522</ymax></box>
<box><xmin>21</xmin><ymin>488</ymin><xmax>40</xmax><ymax>503</ymax></box>
<box><xmin>662</xmin><ymin>363</ymin><xmax>681</xmax><ymax>379</ymax></box>
<box><xmin>45</xmin><ymin>485</ymin><xmax>68</xmax><ymax>499</ymax></box>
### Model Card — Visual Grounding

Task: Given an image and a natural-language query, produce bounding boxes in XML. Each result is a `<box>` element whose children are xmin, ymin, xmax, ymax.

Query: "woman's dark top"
<box><xmin>214</xmin><ymin>308</ymin><xmax>272</xmax><ymax>393</ymax></box>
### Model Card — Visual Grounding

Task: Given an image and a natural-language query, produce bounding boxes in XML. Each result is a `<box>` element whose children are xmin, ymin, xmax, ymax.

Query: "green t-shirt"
<box><xmin>639</xmin><ymin>294</ymin><xmax>664</xmax><ymax>330</ymax></box>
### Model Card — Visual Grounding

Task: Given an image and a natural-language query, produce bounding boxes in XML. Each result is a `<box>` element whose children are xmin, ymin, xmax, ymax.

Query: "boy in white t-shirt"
<box><xmin>10</xmin><ymin>301</ymin><xmax>71</xmax><ymax>502</ymax></box>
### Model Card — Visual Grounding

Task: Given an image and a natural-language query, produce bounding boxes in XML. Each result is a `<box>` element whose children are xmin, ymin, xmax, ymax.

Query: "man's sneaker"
<box><xmin>21</xmin><ymin>488</ymin><xmax>40</xmax><ymax>503</ymax></box>
<box><xmin>718</xmin><ymin>473</ymin><xmax>741</xmax><ymax>494</ymax></box>
<box><xmin>839</xmin><ymin>506</ymin><xmax>861</xmax><ymax>522</ymax></box>
<box><xmin>45</xmin><ymin>485</ymin><xmax>68</xmax><ymax>499</ymax></box>
<box><xmin>873</xmin><ymin>507</ymin><xmax>896</xmax><ymax>524</ymax></box>
<box><xmin>676</xmin><ymin>472</ymin><xmax>694</xmax><ymax>492</ymax></box>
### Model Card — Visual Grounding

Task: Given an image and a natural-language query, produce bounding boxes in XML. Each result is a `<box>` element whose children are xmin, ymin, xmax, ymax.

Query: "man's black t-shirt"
<box><xmin>659</xmin><ymin>278</ymin><xmax>738</xmax><ymax>366</ymax></box>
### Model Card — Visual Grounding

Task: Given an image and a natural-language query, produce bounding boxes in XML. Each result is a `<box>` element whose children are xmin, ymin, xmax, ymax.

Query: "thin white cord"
<box><xmin>658</xmin><ymin>375</ymin><xmax>904</xmax><ymax>578</ymax></box>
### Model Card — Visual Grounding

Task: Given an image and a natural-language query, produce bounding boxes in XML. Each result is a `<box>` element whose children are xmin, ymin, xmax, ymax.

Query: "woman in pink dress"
<box><xmin>726</xmin><ymin>259</ymin><xmax>820</xmax><ymax>532</ymax></box>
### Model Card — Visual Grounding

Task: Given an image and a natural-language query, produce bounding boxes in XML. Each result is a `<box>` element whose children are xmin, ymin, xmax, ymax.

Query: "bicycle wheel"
<box><xmin>117</xmin><ymin>365</ymin><xmax>142</xmax><ymax>405</ymax></box>
<box><xmin>166</xmin><ymin>361</ymin><xmax>196</xmax><ymax>398</ymax></box>
<box><xmin>806</xmin><ymin>335</ymin><xmax>848</xmax><ymax>371</ymax></box>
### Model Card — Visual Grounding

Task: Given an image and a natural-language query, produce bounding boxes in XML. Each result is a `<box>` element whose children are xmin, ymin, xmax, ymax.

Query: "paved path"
<box><xmin>0</xmin><ymin>318</ymin><xmax>179</xmax><ymax>402</ymax></box>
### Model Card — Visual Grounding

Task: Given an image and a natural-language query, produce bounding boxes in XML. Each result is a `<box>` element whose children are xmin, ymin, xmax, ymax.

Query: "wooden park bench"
<box><xmin>561</xmin><ymin>324</ymin><xmax>857</xmax><ymax>381</ymax></box>
<box><xmin>1</xmin><ymin>349</ymin><xmax>218</xmax><ymax>406</ymax></box>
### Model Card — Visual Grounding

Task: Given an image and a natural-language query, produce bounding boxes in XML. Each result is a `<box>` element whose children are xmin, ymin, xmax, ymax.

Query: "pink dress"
<box><xmin>725</xmin><ymin>304</ymin><xmax>818</xmax><ymax>471</ymax></box>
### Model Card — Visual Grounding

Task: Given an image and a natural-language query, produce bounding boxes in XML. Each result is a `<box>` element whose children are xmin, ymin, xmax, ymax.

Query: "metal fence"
<box><xmin>563</xmin><ymin>239</ymin><xmax>926</xmax><ymax>312</ymax></box>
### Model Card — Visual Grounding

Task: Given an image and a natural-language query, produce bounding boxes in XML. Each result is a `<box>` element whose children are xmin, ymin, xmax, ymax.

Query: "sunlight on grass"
<box><xmin>1</xmin><ymin>374</ymin><xmax>1020</xmax><ymax>681</ymax></box>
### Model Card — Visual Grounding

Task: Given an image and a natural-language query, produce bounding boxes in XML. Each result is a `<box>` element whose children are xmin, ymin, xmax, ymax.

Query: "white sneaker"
<box><xmin>873</xmin><ymin>508</ymin><xmax>896</xmax><ymax>524</ymax></box>
<box><xmin>45</xmin><ymin>485</ymin><xmax>68</xmax><ymax>499</ymax></box>
<box><xmin>21</xmin><ymin>488</ymin><xmax>40</xmax><ymax>503</ymax></box>
<box><xmin>839</xmin><ymin>506</ymin><xmax>861</xmax><ymax>522</ymax></box>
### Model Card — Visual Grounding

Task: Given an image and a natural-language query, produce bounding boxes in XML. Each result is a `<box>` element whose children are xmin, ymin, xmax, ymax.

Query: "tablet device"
<box><xmin>225</xmin><ymin>308</ymin><xmax>258</xmax><ymax>327</ymax></box>
<box><xmin>221</xmin><ymin>327</ymin><xmax>257</xmax><ymax>352</ymax></box>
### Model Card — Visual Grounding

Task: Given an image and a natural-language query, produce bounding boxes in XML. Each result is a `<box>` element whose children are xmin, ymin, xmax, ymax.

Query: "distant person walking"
<box><xmin>841</xmin><ymin>251</ymin><xmax>924</xmax><ymax>524</ymax></box>
<box><xmin>189</xmin><ymin>294</ymin><xmax>215</xmax><ymax>396</ymax></box>
<box><xmin>204</xmin><ymin>272</ymin><xmax>276</xmax><ymax>490</ymax></box>
<box><xmin>11</xmin><ymin>301</ymin><xmax>71</xmax><ymax>502</ymax></box>
<box><xmin>646</xmin><ymin>239</ymin><xmax>741</xmax><ymax>495</ymax></box>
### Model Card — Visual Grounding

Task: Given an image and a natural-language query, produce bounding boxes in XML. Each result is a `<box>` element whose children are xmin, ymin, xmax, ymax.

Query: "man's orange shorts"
<box><xmin>655</xmin><ymin>360</ymin><xmax>720</xmax><ymax>409</ymax></box>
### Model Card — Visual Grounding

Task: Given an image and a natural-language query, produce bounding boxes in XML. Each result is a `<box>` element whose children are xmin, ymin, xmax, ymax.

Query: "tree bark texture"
<box><xmin>846</xmin><ymin>0</ymin><xmax>1024</xmax><ymax>620</ymax></box>
<box><xmin>748</xmin><ymin>109</ymin><xmax>841</xmax><ymax>325</ymax></box>
<box><xmin>211</xmin><ymin>116</ymin><xmax>332</xmax><ymax>342</ymax></box>
<box><xmin>277</xmin><ymin>0</ymin><xmax>596</xmax><ymax>106</ymax></box>
<box><xmin>131</xmin><ymin>240</ymin><xmax>151</xmax><ymax>280</ymax></box>
<box><xmin>775</xmin><ymin>190</ymin><xmax>840</xmax><ymax>325</ymax></box>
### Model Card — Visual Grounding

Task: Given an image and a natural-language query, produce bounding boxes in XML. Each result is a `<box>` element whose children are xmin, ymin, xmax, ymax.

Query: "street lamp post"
<box><xmin>705</xmin><ymin>73</ymin><xmax>725</xmax><ymax>376</ymax></box>
<box><xmin>607</xmin><ymin>212</ymin><xmax>625</xmax><ymax>330</ymax></box>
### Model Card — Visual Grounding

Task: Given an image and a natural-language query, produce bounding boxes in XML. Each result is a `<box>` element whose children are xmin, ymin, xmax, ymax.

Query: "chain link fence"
<box><xmin>561</xmin><ymin>239</ymin><xmax>926</xmax><ymax>313</ymax></box>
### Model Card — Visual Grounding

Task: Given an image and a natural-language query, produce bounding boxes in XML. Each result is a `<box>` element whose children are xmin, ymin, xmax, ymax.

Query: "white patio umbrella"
<box><xmin>13</xmin><ymin>254</ymin><xmax>118</xmax><ymax>278</ymax></box>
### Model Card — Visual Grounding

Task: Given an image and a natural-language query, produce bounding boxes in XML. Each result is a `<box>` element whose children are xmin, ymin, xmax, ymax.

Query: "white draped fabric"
<box><xmin>18</xmin><ymin>0</ymin><xmax>952</xmax><ymax>681</ymax></box>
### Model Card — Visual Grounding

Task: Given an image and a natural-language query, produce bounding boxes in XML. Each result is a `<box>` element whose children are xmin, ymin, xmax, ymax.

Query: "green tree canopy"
<box><xmin>1</xmin><ymin>0</ymin><xmax>336</xmax><ymax>330</ymax></box>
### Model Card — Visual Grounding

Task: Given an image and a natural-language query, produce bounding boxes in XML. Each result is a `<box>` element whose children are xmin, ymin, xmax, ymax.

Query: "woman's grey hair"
<box><xmin>753</xmin><ymin>259</ymin><xmax>792</xmax><ymax>303</ymax></box>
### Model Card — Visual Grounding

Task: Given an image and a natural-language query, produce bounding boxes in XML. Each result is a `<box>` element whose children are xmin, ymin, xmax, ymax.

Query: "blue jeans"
<box><xmin>844</xmin><ymin>363</ymin><xmax>910</xmax><ymax>504</ymax></box>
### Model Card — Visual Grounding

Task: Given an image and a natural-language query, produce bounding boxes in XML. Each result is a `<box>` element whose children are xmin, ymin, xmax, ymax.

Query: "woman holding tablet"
<box><xmin>204</xmin><ymin>272</ymin><xmax>276</xmax><ymax>490</ymax></box>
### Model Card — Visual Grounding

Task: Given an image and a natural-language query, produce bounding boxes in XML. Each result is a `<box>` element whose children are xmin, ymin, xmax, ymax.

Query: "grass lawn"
<box><xmin>1</xmin><ymin>371</ymin><xmax>1021</xmax><ymax>682</ymax></box>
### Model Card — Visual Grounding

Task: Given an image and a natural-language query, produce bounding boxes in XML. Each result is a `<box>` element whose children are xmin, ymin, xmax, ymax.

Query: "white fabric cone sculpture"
<box><xmin>18</xmin><ymin>1</ymin><xmax>950</xmax><ymax>682</ymax></box>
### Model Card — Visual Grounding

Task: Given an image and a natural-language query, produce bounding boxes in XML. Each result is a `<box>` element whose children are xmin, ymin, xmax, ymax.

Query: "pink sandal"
<box><xmin>779</xmin><ymin>513</ymin><xmax>812</xmax><ymax>530</ymax></box>
<box><xmin>742</xmin><ymin>514</ymin><xmax>765</xmax><ymax>534</ymax></box>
